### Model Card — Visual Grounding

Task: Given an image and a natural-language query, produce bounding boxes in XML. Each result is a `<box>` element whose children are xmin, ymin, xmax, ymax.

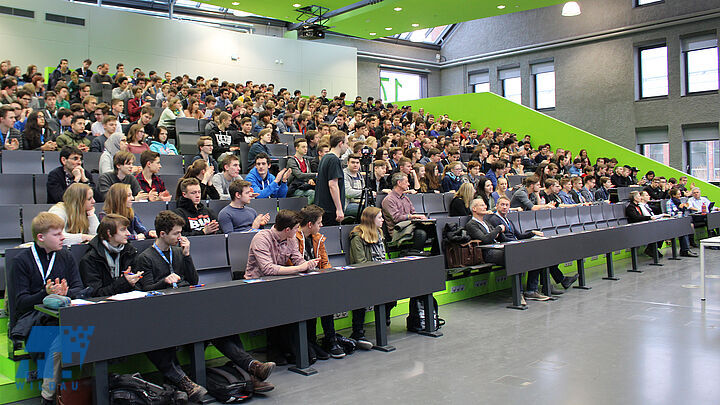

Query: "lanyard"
<box><xmin>497</xmin><ymin>213</ymin><xmax>512</xmax><ymax>232</ymax></box>
<box><xmin>0</xmin><ymin>129</ymin><xmax>7</xmax><ymax>145</ymax></box>
<box><xmin>153</xmin><ymin>243</ymin><xmax>176</xmax><ymax>287</ymax></box>
<box><xmin>31</xmin><ymin>244</ymin><xmax>56</xmax><ymax>281</ymax></box>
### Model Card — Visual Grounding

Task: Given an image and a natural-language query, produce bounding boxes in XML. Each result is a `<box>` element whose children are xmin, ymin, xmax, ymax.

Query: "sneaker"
<box><xmin>520</xmin><ymin>295</ymin><xmax>527</xmax><ymax>306</ymax></box>
<box><xmin>175</xmin><ymin>376</ymin><xmax>208</xmax><ymax>403</ymax></box>
<box><xmin>322</xmin><ymin>337</ymin><xmax>346</xmax><ymax>359</ymax></box>
<box><xmin>561</xmin><ymin>274</ymin><xmax>579</xmax><ymax>289</ymax></box>
<box><xmin>549</xmin><ymin>285</ymin><xmax>564</xmax><ymax>295</ymax></box>
<box><xmin>350</xmin><ymin>331</ymin><xmax>373</xmax><ymax>350</ymax></box>
<box><xmin>335</xmin><ymin>334</ymin><xmax>357</xmax><ymax>355</ymax></box>
<box><xmin>249</xmin><ymin>360</ymin><xmax>275</xmax><ymax>381</ymax></box>
<box><xmin>681</xmin><ymin>250</ymin><xmax>699</xmax><ymax>257</ymax></box>
<box><xmin>250</xmin><ymin>376</ymin><xmax>275</xmax><ymax>393</ymax></box>
<box><xmin>523</xmin><ymin>291</ymin><xmax>551</xmax><ymax>301</ymax></box>
<box><xmin>310</xmin><ymin>342</ymin><xmax>330</xmax><ymax>360</ymax></box>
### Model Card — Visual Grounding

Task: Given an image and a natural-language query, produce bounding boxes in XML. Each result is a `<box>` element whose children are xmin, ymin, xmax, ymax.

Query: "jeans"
<box><xmin>41</xmin><ymin>337</ymin><xmax>61</xmax><ymax>400</ymax></box>
<box><xmin>351</xmin><ymin>302</ymin><xmax>396</xmax><ymax>336</ymax></box>
<box><xmin>526</xmin><ymin>265</ymin><xmax>565</xmax><ymax>292</ymax></box>
<box><xmin>146</xmin><ymin>348</ymin><xmax>186</xmax><ymax>383</ymax></box>
<box><xmin>210</xmin><ymin>335</ymin><xmax>254</xmax><ymax>371</ymax></box>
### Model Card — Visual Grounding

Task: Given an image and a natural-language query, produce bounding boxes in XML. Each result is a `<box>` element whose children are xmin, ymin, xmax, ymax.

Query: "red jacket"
<box><xmin>128</xmin><ymin>98</ymin><xmax>143</xmax><ymax>122</ymax></box>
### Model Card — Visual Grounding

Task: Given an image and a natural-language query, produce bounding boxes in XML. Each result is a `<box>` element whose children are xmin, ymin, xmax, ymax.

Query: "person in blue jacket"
<box><xmin>441</xmin><ymin>161</ymin><xmax>464</xmax><ymax>193</ymax></box>
<box><xmin>245</xmin><ymin>153</ymin><xmax>290</xmax><ymax>198</ymax></box>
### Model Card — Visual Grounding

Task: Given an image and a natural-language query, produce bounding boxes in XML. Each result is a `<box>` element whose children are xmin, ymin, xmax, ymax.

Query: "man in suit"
<box><xmin>464</xmin><ymin>198</ymin><xmax>506</xmax><ymax>264</ymax></box>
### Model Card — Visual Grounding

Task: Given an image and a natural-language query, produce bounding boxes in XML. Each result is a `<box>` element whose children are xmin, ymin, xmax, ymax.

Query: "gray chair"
<box><xmin>34</xmin><ymin>174</ymin><xmax>48</xmax><ymax>204</ymax></box>
<box><xmin>506</xmin><ymin>211</ymin><xmax>521</xmax><ymax>234</ymax></box>
<box><xmin>434</xmin><ymin>216</ymin><xmax>461</xmax><ymax>248</ymax></box>
<box><xmin>176</xmin><ymin>118</ymin><xmax>201</xmax><ymax>134</ymax></box>
<box><xmin>2</xmin><ymin>150</ymin><xmax>43</xmax><ymax>174</ymax></box>
<box><xmin>178</xmin><ymin>134</ymin><xmax>201</xmax><ymax>155</ymax></box>
<box><xmin>578</xmin><ymin>205</ymin><xmax>596</xmax><ymax>230</ymax></box>
<box><xmin>551</xmin><ymin>208</ymin><xmax>571</xmax><ymax>234</ymax></box>
<box><xmin>517</xmin><ymin>210</ymin><xmax>538</xmax><ymax>233</ymax></box>
<box><xmin>227</xmin><ymin>231</ymin><xmax>258</xmax><ymax>279</ymax></box>
<box><xmin>82</xmin><ymin>152</ymin><xmax>102</xmax><ymax>174</ymax></box>
<box><xmin>535</xmin><ymin>209</ymin><xmax>555</xmax><ymax>235</ymax></box>
<box><xmin>340</xmin><ymin>224</ymin><xmax>355</xmax><ymax>264</ymax></box>
<box><xmin>603</xmin><ymin>203</ymin><xmax>618</xmax><ymax>227</ymax></box>
<box><xmin>238</xmin><ymin>143</ymin><xmax>250</xmax><ymax>174</ymax></box>
<box><xmin>0</xmin><ymin>204</ymin><xmax>22</xmax><ymax>253</ymax></box>
<box><xmin>613</xmin><ymin>204</ymin><xmax>628</xmax><ymax>225</ymax></box>
<box><xmin>158</xmin><ymin>155</ymin><xmax>184</xmax><ymax>175</ymax></box>
<box><xmin>208</xmin><ymin>199</ymin><xmax>231</xmax><ymax>216</ymax></box>
<box><xmin>278</xmin><ymin>197</ymin><xmax>307</xmax><ymax>211</ymax></box>
<box><xmin>319</xmin><ymin>226</ymin><xmax>342</xmax><ymax>255</ymax></box>
<box><xmin>407</xmin><ymin>193</ymin><xmax>425</xmax><ymax>214</ymax></box>
<box><xmin>43</xmin><ymin>151</ymin><xmax>61</xmax><ymax>172</ymax></box>
<box><xmin>188</xmin><ymin>234</ymin><xmax>228</xmax><ymax>270</ymax></box>
<box><xmin>5</xmin><ymin>247</ymin><xmax>26</xmax><ymax>333</ymax></box>
<box><xmin>0</xmin><ymin>175</ymin><xmax>34</xmax><ymax>204</ymax></box>
<box><xmin>564</xmin><ymin>206</ymin><xmax>583</xmax><ymax>232</ymax></box>
<box><xmin>248</xmin><ymin>198</ymin><xmax>278</xmax><ymax>224</ymax></box>
<box><xmin>266</xmin><ymin>144</ymin><xmax>289</xmax><ymax>157</ymax></box>
<box><xmin>442</xmin><ymin>192</ymin><xmax>455</xmax><ymax>211</ymax></box>
<box><xmin>130</xmin><ymin>238</ymin><xmax>154</xmax><ymax>254</ymax></box>
<box><xmin>131</xmin><ymin>201</ymin><xmax>168</xmax><ymax>230</ymax></box>
<box><xmin>279</xmin><ymin>133</ymin><xmax>294</xmax><ymax>146</ymax></box>
<box><xmin>591</xmin><ymin>204</ymin><xmax>607</xmax><ymax>228</ymax></box>
<box><xmin>163</xmin><ymin>175</ymin><xmax>184</xmax><ymax>197</ymax></box>
<box><xmin>376</xmin><ymin>193</ymin><xmax>387</xmax><ymax>208</ymax></box>
<box><xmin>423</xmin><ymin>193</ymin><xmax>446</xmax><ymax>215</ymax></box>
<box><xmin>70</xmin><ymin>244</ymin><xmax>91</xmax><ymax>266</ymax></box>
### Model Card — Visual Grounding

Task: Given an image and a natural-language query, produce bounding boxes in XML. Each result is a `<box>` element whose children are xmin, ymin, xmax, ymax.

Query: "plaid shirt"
<box><xmin>135</xmin><ymin>172</ymin><xmax>166</xmax><ymax>193</ymax></box>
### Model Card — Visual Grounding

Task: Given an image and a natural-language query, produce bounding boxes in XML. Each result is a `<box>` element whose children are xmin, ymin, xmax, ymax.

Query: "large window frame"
<box><xmin>681</xmin><ymin>34</ymin><xmax>719</xmax><ymax>95</ymax></box>
<box><xmin>499</xmin><ymin>67</ymin><xmax>521</xmax><ymax>104</ymax></box>
<box><xmin>636</xmin><ymin>127</ymin><xmax>670</xmax><ymax>166</ymax></box>
<box><xmin>378</xmin><ymin>69</ymin><xmax>427</xmax><ymax>103</ymax></box>
<box><xmin>683</xmin><ymin>124</ymin><xmax>720</xmax><ymax>182</ymax></box>
<box><xmin>469</xmin><ymin>70</ymin><xmax>490</xmax><ymax>93</ymax></box>
<box><xmin>531</xmin><ymin>61</ymin><xmax>555</xmax><ymax>110</ymax></box>
<box><xmin>637</xmin><ymin>43</ymin><xmax>669</xmax><ymax>99</ymax></box>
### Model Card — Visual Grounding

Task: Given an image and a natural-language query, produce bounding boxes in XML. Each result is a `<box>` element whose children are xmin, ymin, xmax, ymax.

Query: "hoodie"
<box><xmin>245</xmin><ymin>167</ymin><xmax>288</xmax><ymax>199</ymax></box>
<box><xmin>174</xmin><ymin>196</ymin><xmax>218</xmax><ymax>236</ymax></box>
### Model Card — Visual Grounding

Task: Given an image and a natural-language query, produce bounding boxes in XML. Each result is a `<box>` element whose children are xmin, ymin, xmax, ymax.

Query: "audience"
<box><xmin>47</xmin><ymin>146</ymin><xmax>95</xmax><ymax>204</ymax></box>
<box><xmin>103</xmin><ymin>183</ymin><xmax>155</xmax><ymax>240</ymax></box>
<box><xmin>174</xmin><ymin>178</ymin><xmax>220</xmax><ymax>235</ymax></box>
<box><xmin>218</xmin><ymin>179</ymin><xmax>270</xmax><ymax>233</ymax></box>
<box><xmin>136</xmin><ymin>150</ymin><xmax>172</xmax><ymax>201</ymax></box>
<box><xmin>48</xmin><ymin>183</ymin><xmax>99</xmax><ymax>245</ymax></box>
<box><xmin>98</xmin><ymin>151</ymin><xmax>146</xmax><ymax>201</ymax></box>
<box><xmin>177</xmin><ymin>158</ymin><xmax>220</xmax><ymax>200</ymax></box>
<box><xmin>213</xmin><ymin>154</ymin><xmax>243</xmax><ymax>200</ymax></box>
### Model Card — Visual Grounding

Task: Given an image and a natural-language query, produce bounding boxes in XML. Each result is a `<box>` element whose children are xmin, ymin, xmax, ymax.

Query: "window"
<box><xmin>532</xmin><ymin>62</ymin><xmax>555</xmax><ymax>109</ymax></box>
<box><xmin>379</xmin><ymin>70</ymin><xmax>423</xmax><ymax>103</ymax></box>
<box><xmin>684</xmin><ymin>124</ymin><xmax>720</xmax><ymax>182</ymax></box>
<box><xmin>636</xmin><ymin>0</ymin><xmax>663</xmax><ymax>5</ymax></box>
<box><xmin>636</xmin><ymin>127</ymin><xmax>670</xmax><ymax>165</ymax></box>
<box><xmin>499</xmin><ymin>67</ymin><xmax>521</xmax><ymax>104</ymax></box>
<box><xmin>639</xmin><ymin>45</ymin><xmax>668</xmax><ymax>98</ymax></box>
<box><xmin>388</xmin><ymin>25</ymin><xmax>453</xmax><ymax>45</ymax></box>
<box><xmin>469</xmin><ymin>71</ymin><xmax>489</xmax><ymax>93</ymax></box>
<box><xmin>682</xmin><ymin>35</ymin><xmax>719</xmax><ymax>94</ymax></box>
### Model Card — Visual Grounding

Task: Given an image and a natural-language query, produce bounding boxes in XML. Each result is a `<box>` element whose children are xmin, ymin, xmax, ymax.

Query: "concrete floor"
<box><xmin>12</xmin><ymin>251</ymin><xmax>720</xmax><ymax>405</ymax></box>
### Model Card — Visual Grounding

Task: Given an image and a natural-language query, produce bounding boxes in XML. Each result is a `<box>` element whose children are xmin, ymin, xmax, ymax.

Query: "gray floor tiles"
<box><xmin>11</xmin><ymin>251</ymin><xmax>720</xmax><ymax>404</ymax></box>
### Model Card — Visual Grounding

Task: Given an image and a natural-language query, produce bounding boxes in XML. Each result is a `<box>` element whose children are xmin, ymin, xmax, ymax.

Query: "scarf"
<box><xmin>102</xmin><ymin>240</ymin><xmax>124</xmax><ymax>278</ymax></box>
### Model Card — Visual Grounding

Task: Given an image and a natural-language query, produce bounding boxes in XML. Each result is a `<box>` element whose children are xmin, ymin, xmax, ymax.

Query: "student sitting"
<box><xmin>49</xmin><ymin>183</ymin><xmax>99</xmax><ymax>245</ymax></box>
<box><xmin>55</xmin><ymin>115</ymin><xmax>90</xmax><ymax>151</ymax></box>
<box><xmin>464</xmin><ymin>198</ymin><xmax>506</xmax><ymax>264</ymax></box>
<box><xmin>212</xmin><ymin>154</ymin><xmax>243</xmax><ymax>200</ymax></box>
<box><xmin>381</xmin><ymin>172</ymin><xmax>429</xmax><ymax>253</ymax></box>
<box><xmin>594</xmin><ymin>176</ymin><xmax>612</xmax><ymax>201</ymax></box>
<box><xmin>174</xmin><ymin>178</ymin><xmax>220</xmax><ymax>236</ymax></box>
<box><xmin>11</xmin><ymin>212</ymin><xmax>85</xmax><ymax>404</ymax></box>
<box><xmin>191</xmin><ymin>135</ymin><xmax>219</xmax><ymax>173</ymax></box>
<box><xmin>98</xmin><ymin>132</ymin><xmax>128</xmax><ymax>174</ymax></box>
<box><xmin>22</xmin><ymin>110</ymin><xmax>57</xmax><ymax>150</ymax></box>
<box><xmin>97</xmin><ymin>151</ymin><xmax>147</xmax><ymax>202</ymax></box>
<box><xmin>343</xmin><ymin>154</ymin><xmax>365</xmax><ymax>217</ymax></box>
<box><xmin>136</xmin><ymin>150</ymin><xmax>172</xmax><ymax>201</ymax></box>
<box><xmin>149</xmin><ymin>126</ymin><xmax>178</xmax><ymax>155</ymax></box>
<box><xmin>218</xmin><ymin>180</ymin><xmax>270</xmax><ymax>233</ymax></box>
<box><xmin>78</xmin><ymin>214</ymin><xmax>141</xmax><ymax>297</ymax></box>
<box><xmin>47</xmin><ymin>145</ymin><xmax>95</xmax><ymax>204</ymax></box>
<box><xmin>246</xmin><ymin>153</ymin><xmax>290</xmax><ymax>199</ymax></box>
<box><xmin>206</xmin><ymin>111</ymin><xmax>240</xmax><ymax>160</ymax></box>
<box><xmin>176</xmin><ymin>159</ymin><xmax>220</xmax><ymax>200</ymax></box>
<box><xmin>135</xmin><ymin>211</ymin><xmax>275</xmax><ymax>399</ymax></box>
<box><xmin>294</xmin><ymin>205</ymin><xmax>345</xmax><ymax>359</ymax></box>
<box><xmin>449</xmin><ymin>183</ymin><xmax>474</xmax><ymax>217</ymax></box>
<box><xmin>126</xmin><ymin>123</ymin><xmax>150</xmax><ymax>154</ymax></box>
<box><xmin>103</xmin><ymin>183</ymin><xmax>156</xmax><ymax>240</ymax></box>
<box><xmin>666</xmin><ymin>188</ymin><xmax>698</xmax><ymax>257</ymax></box>
<box><xmin>286</xmin><ymin>138</ymin><xmax>317</xmax><ymax>203</ymax></box>
<box><xmin>248</xmin><ymin>128</ymin><xmax>273</xmax><ymax>166</ymax></box>
<box><xmin>347</xmin><ymin>206</ymin><xmax>395</xmax><ymax>350</ymax></box>
<box><xmin>89</xmin><ymin>115</ymin><xmax>118</xmax><ymax>152</ymax></box>
<box><xmin>440</xmin><ymin>162</ymin><xmax>464</xmax><ymax>193</ymax></box>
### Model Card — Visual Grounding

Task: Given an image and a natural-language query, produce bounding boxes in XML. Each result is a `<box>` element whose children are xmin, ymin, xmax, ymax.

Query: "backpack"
<box><xmin>406</xmin><ymin>296</ymin><xmax>445</xmax><ymax>333</ymax></box>
<box><xmin>109</xmin><ymin>373</ymin><xmax>187</xmax><ymax>405</ymax></box>
<box><xmin>206</xmin><ymin>361</ymin><xmax>254</xmax><ymax>403</ymax></box>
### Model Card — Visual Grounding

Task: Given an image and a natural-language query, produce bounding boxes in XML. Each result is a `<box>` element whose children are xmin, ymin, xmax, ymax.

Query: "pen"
<box><xmin>190</xmin><ymin>284</ymin><xmax>205</xmax><ymax>288</ymax></box>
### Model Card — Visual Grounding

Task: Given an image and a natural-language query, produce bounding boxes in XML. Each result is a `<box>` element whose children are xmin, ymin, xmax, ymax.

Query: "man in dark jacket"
<box><xmin>464</xmin><ymin>198</ymin><xmax>505</xmax><ymax>265</ymax></box>
<box><xmin>46</xmin><ymin>146</ymin><xmax>95</xmax><ymax>204</ymax></box>
<box><xmin>173</xmin><ymin>178</ymin><xmax>220</xmax><ymax>236</ymax></box>
<box><xmin>135</xmin><ymin>210</ymin><xmax>275</xmax><ymax>395</ymax></box>
<box><xmin>12</xmin><ymin>212</ymin><xmax>85</xmax><ymax>404</ymax></box>
<box><xmin>79</xmin><ymin>214</ymin><xmax>141</xmax><ymax>297</ymax></box>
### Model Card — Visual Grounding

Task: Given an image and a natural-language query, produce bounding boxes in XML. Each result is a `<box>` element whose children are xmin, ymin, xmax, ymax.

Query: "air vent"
<box><xmin>45</xmin><ymin>13</ymin><xmax>85</xmax><ymax>26</ymax></box>
<box><xmin>0</xmin><ymin>6</ymin><xmax>35</xmax><ymax>19</ymax></box>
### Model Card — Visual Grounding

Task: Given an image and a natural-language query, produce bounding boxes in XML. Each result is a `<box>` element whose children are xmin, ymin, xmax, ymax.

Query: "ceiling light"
<box><xmin>411</xmin><ymin>23</ymin><xmax>419</xmax><ymax>27</ymax></box>
<box><xmin>497</xmin><ymin>5</ymin><xmax>505</xmax><ymax>9</ymax></box>
<box><xmin>561</xmin><ymin>1</ymin><xmax>581</xmax><ymax>16</ymax></box>
<box><xmin>231</xmin><ymin>1</ymin><xmax>239</xmax><ymax>5</ymax></box>
<box><xmin>232</xmin><ymin>9</ymin><xmax>251</xmax><ymax>17</ymax></box>
<box><xmin>385</xmin><ymin>27</ymin><xmax>392</xmax><ymax>30</ymax></box>
<box><xmin>369</xmin><ymin>32</ymin><xmax>376</xmax><ymax>35</ymax></box>
<box><xmin>293</xmin><ymin>3</ymin><xmax>301</xmax><ymax>7</ymax></box>
<box><xmin>393</xmin><ymin>7</ymin><xmax>402</xmax><ymax>11</ymax></box>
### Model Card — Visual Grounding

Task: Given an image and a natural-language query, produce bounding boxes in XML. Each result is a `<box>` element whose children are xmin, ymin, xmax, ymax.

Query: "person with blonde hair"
<box><xmin>346</xmin><ymin>206</ymin><xmax>395</xmax><ymax>349</ymax></box>
<box><xmin>49</xmin><ymin>183</ymin><xmax>99</xmax><ymax>245</ymax></box>
<box><xmin>103</xmin><ymin>183</ymin><xmax>156</xmax><ymax>240</ymax></box>
<box><xmin>449</xmin><ymin>183</ymin><xmax>475</xmax><ymax>217</ymax></box>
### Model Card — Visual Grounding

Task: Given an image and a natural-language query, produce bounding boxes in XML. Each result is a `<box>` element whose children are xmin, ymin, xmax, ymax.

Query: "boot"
<box><xmin>174</xmin><ymin>375</ymin><xmax>207</xmax><ymax>403</ymax></box>
<box><xmin>248</xmin><ymin>360</ymin><xmax>275</xmax><ymax>382</ymax></box>
<box><xmin>251</xmin><ymin>376</ymin><xmax>275</xmax><ymax>393</ymax></box>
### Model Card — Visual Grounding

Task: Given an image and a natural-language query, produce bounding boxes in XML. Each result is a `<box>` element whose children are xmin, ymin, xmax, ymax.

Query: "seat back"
<box><xmin>5</xmin><ymin>247</ymin><xmax>26</xmax><ymax>331</ymax></box>
<box><xmin>82</xmin><ymin>152</ymin><xmax>102</xmax><ymax>174</ymax></box>
<box><xmin>550</xmin><ymin>207</ymin><xmax>568</xmax><ymax>227</ymax></box>
<box><xmin>517</xmin><ymin>210</ymin><xmax>537</xmax><ymax>233</ymax></box>
<box><xmin>43</xmin><ymin>151</ymin><xmax>61</xmax><ymax>173</ymax></box>
<box><xmin>176</xmin><ymin>118</ymin><xmax>201</xmax><ymax>134</ymax></box>
<box><xmin>578</xmin><ymin>205</ymin><xmax>593</xmax><ymax>223</ymax></box>
<box><xmin>266</xmin><ymin>144</ymin><xmax>289</xmax><ymax>158</ymax></box>
<box><xmin>564</xmin><ymin>206</ymin><xmax>581</xmax><ymax>227</ymax></box>
<box><xmin>591</xmin><ymin>204</ymin><xmax>606</xmax><ymax>227</ymax></box>
<box><xmin>434</xmin><ymin>216</ymin><xmax>461</xmax><ymax>248</ymax></box>
<box><xmin>376</xmin><ymin>193</ymin><xmax>387</xmax><ymax>208</ymax></box>
<box><xmin>2</xmin><ymin>151</ymin><xmax>43</xmax><ymax>174</ymax></box>
<box><xmin>442</xmin><ymin>192</ymin><xmax>455</xmax><ymax>211</ymax></box>
<box><xmin>227</xmin><ymin>231</ymin><xmax>259</xmax><ymax>279</ymax></box>
<box><xmin>339</xmin><ymin>224</ymin><xmax>355</xmax><ymax>264</ymax></box>
<box><xmin>0</xmin><ymin>204</ymin><xmax>22</xmax><ymax>253</ymax></box>
<box><xmin>406</xmin><ymin>193</ymin><xmax>425</xmax><ymax>214</ymax></box>
<box><xmin>188</xmin><ymin>234</ymin><xmax>229</xmax><ymax>270</ymax></box>
<box><xmin>177</xmin><ymin>134</ymin><xmax>201</xmax><ymax>155</ymax></box>
<box><xmin>34</xmin><ymin>174</ymin><xmax>48</xmax><ymax>204</ymax></box>
<box><xmin>158</xmin><ymin>155</ymin><xmax>184</xmax><ymax>175</ymax></box>
<box><xmin>507</xmin><ymin>175</ymin><xmax>525</xmax><ymax>187</ymax></box>
<box><xmin>423</xmin><ymin>193</ymin><xmax>446</xmax><ymax>215</ymax></box>
<box><xmin>207</xmin><ymin>199</ymin><xmax>230</xmax><ymax>216</ymax></box>
<box><xmin>506</xmin><ymin>211</ymin><xmax>521</xmax><ymax>234</ymax></box>
<box><xmin>278</xmin><ymin>133</ymin><xmax>294</xmax><ymax>146</ymax></box>
<box><xmin>278</xmin><ymin>196</ymin><xmax>308</xmax><ymax>211</ymax></box>
<box><xmin>248</xmin><ymin>198</ymin><xmax>278</xmax><ymax>224</ymax></box>
<box><xmin>319</xmin><ymin>226</ymin><xmax>342</xmax><ymax>256</ymax></box>
<box><xmin>70</xmin><ymin>244</ymin><xmax>91</xmax><ymax>266</ymax></box>
<box><xmin>130</xmin><ymin>238</ymin><xmax>154</xmax><ymax>255</ymax></box>
<box><xmin>131</xmin><ymin>201</ymin><xmax>169</xmax><ymax>230</ymax></box>
<box><xmin>535</xmin><ymin>209</ymin><xmax>554</xmax><ymax>231</ymax></box>
<box><xmin>0</xmin><ymin>175</ymin><xmax>34</xmax><ymax>204</ymax></box>
<box><xmin>238</xmin><ymin>142</ymin><xmax>250</xmax><ymax>174</ymax></box>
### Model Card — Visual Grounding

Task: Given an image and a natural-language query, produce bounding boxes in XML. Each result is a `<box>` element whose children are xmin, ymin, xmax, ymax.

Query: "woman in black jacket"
<box><xmin>22</xmin><ymin>110</ymin><xmax>57</xmax><ymax>150</ymax></box>
<box><xmin>625</xmin><ymin>190</ymin><xmax>651</xmax><ymax>223</ymax></box>
<box><xmin>78</xmin><ymin>214</ymin><xmax>141</xmax><ymax>297</ymax></box>
<box><xmin>449</xmin><ymin>183</ymin><xmax>474</xmax><ymax>217</ymax></box>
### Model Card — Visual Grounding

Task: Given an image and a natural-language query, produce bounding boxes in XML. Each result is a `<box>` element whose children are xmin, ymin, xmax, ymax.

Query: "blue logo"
<box><xmin>16</xmin><ymin>326</ymin><xmax>94</xmax><ymax>390</ymax></box>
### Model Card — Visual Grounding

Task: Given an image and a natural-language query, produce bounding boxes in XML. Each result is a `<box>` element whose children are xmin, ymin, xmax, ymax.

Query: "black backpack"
<box><xmin>206</xmin><ymin>361</ymin><xmax>254</xmax><ymax>403</ymax></box>
<box><xmin>109</xmin><ymin>373</ymin><xmax>187</xmax><ymax>405</ymax></box>
<box><xmin>406</xmin><ymin>296</ymin><xmax>445</xmax><ymax>333</ymax></box>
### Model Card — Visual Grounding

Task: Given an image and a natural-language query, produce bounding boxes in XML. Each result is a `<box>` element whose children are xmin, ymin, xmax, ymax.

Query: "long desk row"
<box><xmin>30</xmin><ymin>255</ymin><xmax>446</xmax><ymax>405</ymax></box>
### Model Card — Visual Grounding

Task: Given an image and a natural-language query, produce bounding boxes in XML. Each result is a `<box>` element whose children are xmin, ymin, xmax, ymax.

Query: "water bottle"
<box><xmin>702</xmin><ymin>202</ymin><xmax>707</xmax><ymax>214</ymax></box>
